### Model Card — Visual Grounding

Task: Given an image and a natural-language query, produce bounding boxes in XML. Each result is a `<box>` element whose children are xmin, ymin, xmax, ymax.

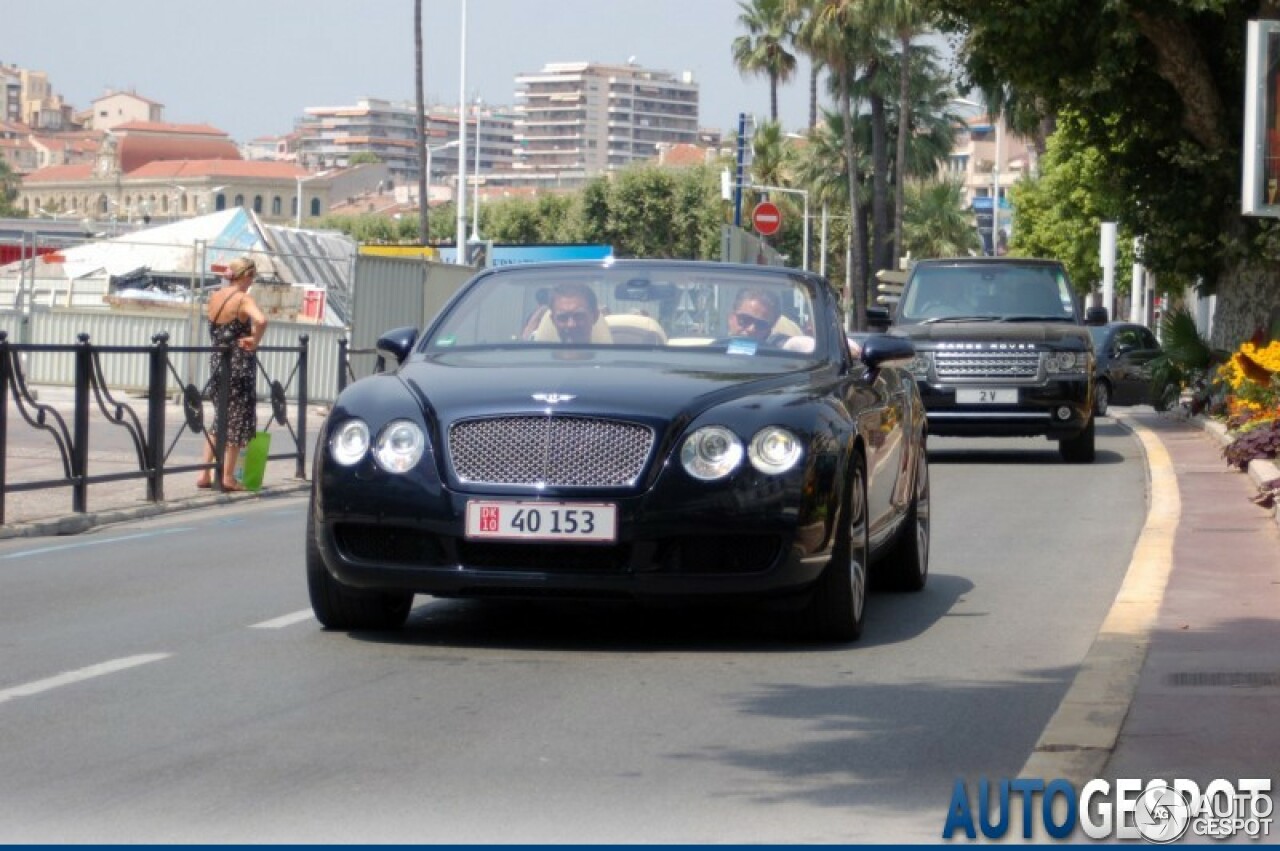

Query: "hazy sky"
<box><xmin>4</xmin><ymin>0</ymin><xmax>824</xmax><ymax>143</ymax></box>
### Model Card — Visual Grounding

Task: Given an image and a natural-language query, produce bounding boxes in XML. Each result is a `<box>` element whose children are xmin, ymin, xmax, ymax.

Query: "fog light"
<box><xmin>1056</xmin><ymin>406</ymin><xmax>1073</xmax><ymax>421</ymax></box>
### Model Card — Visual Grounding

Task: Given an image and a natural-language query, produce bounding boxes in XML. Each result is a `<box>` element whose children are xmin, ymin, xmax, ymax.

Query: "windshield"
<box><xmin>897</xmin><ymin>263</ymin><xmax>1079</xmax><ymax>324</ymax></box>
<box><xmin>420</xmin><ymin>263</ymin><xmax>826</xmax><ymax>361</ymax></box>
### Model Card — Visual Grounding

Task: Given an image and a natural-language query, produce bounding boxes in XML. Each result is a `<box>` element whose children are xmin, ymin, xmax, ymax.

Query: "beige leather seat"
<box><xmin>604</xmin><ymin>313</ymin><xmax>667</xmax><ymax>345</ymax></box>
<box><xmin>772</xmin><ymin>314</ymin><xmax>805</xmax><ymax>338</ymax></box>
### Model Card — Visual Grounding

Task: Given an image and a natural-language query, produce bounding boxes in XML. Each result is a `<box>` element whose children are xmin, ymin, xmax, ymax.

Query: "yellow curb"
<box><xmin>1018</xmin><ymin>413</ymin><xmax>1179</xmax><ymax>785</ymax></box>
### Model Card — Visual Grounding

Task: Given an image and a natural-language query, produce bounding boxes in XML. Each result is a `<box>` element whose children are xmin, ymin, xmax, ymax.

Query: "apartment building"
<box><xmin>513</xmin><ymin>61</ymin><xmax>699</xmax><ymax>179</ymax></box>
<box><xmin>0</xmin><ymin>66</ymin><xmax>20</xmax><ymax>124</ymax></box>
<box><xmin>293</xmin><ymin>97</ymin><xmax>516</xmax><ymax>187</ymax></box>
<box><xmin>90</xmin><ymin>90</ymin><xmax>164</xmax><ymax>131</ymax></box>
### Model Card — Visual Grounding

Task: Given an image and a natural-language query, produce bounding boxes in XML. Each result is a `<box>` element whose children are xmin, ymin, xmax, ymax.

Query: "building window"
<box><xmin>272</xmin><ymin>196</ymin><xmax>282</xmax><ymax>215</ymax></box>
<box><xmin>253</xmin><ymin>195</ymin><xmax>263</xmax><ymax>213</ymax></box>
<box><xmin>234</xmin><ymin>194</ymin><xmax>245</xmax><ymax>207</ymax></box>
<box><xmin>216</xmin><ymin>194</ymin><xmax>227</xmax><ymax>211</ymax></box>
<box><xmin>310</xmin><ymin>198</ymin><xmax>321</xmax><ymax>216</ymax></box>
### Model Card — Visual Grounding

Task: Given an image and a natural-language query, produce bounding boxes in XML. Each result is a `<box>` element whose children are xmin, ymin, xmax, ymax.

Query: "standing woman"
<box><xmin>196</xmin><ymin>256</ymin><xmax>268</xmax><ymax>491</ymax></box>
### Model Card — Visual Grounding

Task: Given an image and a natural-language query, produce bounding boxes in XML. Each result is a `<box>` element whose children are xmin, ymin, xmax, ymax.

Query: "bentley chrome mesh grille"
<box><xmin>449</xmin><ymin>416</ymin><xmax>654</xmax><ymax>487</ymax></box>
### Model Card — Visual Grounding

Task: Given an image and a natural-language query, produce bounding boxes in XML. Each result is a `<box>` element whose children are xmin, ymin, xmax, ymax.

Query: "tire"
<box><xmin>879</xmin><ymin>444</ymin><xmax>930</xmax><ymax>592</ymax></box>
<box><xmin>802</xmin><ymin>450</ymin><xmax>868</xmax><ymax>642</ymax></box>
<box><xmin>1093</xmin><ymin>379</ymin><xmax>1111</xmax><ymax>417</ymax></box>
<box><xmin>1059</xmin><ymin>416</ymin><xmax>1096</xmax><ymax>464</ymax></box>
<box><xmin>306</xmin><ymin>500</ymin><xmax>413</xmax><ymax>631</ymax></box>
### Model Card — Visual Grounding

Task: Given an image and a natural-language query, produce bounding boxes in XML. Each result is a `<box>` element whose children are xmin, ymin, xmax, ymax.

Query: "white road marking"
<box><xmin>1</xmin><ymin>527</ymin><xmax>193</xmax><ymax>560</ymax></box>
<box><xmin>249</xmin><ymin>609</ymin><xmax>315</xmax><ymax>629</ymax></box>
<box><xmin>0</xmin><ymin>653</ymin><xmax>171</xmax><ymax>705</ymax></box>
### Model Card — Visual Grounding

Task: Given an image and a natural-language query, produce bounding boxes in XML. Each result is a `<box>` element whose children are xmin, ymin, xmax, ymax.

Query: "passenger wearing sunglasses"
<box><xmin>727</xmin><ymin>287</ymin><xmax>787</xmax><ymax>345</ymax></box>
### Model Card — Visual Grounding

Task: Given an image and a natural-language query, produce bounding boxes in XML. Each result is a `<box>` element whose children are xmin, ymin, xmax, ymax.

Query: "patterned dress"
<box><xmin>208</xmin><ymin>310</ymin><xmax>258</xmax><ymax>448</ymax></box>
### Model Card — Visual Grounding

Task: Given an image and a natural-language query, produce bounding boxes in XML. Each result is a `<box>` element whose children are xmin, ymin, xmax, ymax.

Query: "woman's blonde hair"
<box><xmin>227</xmin><ymin>256</ymin><xmax>257</xmax><ymax>280</ymax></box>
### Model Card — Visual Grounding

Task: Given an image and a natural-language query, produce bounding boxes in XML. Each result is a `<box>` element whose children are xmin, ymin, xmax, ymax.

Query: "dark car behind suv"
<box><xmin>888</xmin><ymin>258</ymin><xmax>1096</xmax><ymax>462</ymax></box>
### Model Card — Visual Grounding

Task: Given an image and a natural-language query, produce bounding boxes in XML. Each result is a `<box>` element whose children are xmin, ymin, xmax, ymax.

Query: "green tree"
<box><xmin>348</xmin><ymin>152</ymin><xmax>382</xmax><ymax>165</ymax></box>
<box><xmin>1006</xmin><ymin>112</ymin><xmax>1132</xmax><ymax>293</ymax></box>
<box><xmin>790</xmin><ymin>0</ymin><xmax>871</xmax><ymax>327</ymax></box>
<box><xmin>732</xmin><ymin>0</ymin><xmax>799</xmax><ymax>123</ymax></box>
<box><xmin>902</xmin><ymin>179</ymin><xmax>982</xmax><ymax>259</ymax></box>
<box><xmin>0</xmin><ymin>160</ymin><xmax>20</xmax><ymax>217</ymax></box>
<box><xmin>925</xmin><ymin>0</ymin><xmax>1256</xmax><ymax>294</ymax></box>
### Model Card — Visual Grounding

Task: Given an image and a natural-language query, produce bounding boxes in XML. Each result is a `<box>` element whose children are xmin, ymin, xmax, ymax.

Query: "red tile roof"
<box><xmin>127</xmin><ymin>159</ymin><xmax>309</xmax><ymax>180</ymax></box>
<box><xmin>113</xmin><ymin>121</ymin><xmax>227</xmax><ymax>136</ymax></box>
<box><xmin>23</xmin><ymin>163</ymin><xmax>95</xmax><ymax>183</ymax></box>
<box><xmin>118</xmin><ymin>134</ymin><xmax>241</xmax><ymax>172</ymax></box>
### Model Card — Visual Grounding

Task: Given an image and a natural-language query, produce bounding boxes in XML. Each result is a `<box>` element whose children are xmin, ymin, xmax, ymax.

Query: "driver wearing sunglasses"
<box><xmin>727</xmin><ymin>287</ymin><xmax>785</xmax><ymax>344</ymax></box>
<box><xmin>548</xmin><ymin>282</ymin><xmax>602</xmax><ymax>344</ymax></box>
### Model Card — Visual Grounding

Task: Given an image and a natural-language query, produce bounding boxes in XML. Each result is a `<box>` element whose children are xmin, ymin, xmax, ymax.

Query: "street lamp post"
<box><xmin>454</xmin><ymin>0</ymin><xmax>470</xmax><ymax>264</ymax></box>
<box><xmin>991</xmin><ymin>113</ymin><xmax>1002</xmax><ymax>255</ymax></box>
<box><xmin>471</xmin><ymin>98</ymin><xmax>483</xmax><ymax>242</ymax></box>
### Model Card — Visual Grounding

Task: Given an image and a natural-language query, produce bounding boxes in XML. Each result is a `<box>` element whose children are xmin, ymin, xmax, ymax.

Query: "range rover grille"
<box><xmin>449</xmin><ymin>415</ymin><xmax>654</xmax><ymax>487</ymax></box>
<box><xmin>934</xmin><ymin>346</ymin><xmax>1040</xmax><ymax>380</ymax></box>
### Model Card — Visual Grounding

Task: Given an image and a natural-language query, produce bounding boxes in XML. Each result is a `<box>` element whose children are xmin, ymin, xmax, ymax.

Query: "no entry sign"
<box><xmin>752</xmin><ymin>201</ymin><xmax>782</xmax><ymax>236</ymax></box>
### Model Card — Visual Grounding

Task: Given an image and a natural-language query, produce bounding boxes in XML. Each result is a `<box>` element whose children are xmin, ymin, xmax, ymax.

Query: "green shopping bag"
<box><xmin>236</xmin><ymin>431</ymin><xmax>272</xmax><ymax>491</ymax></box>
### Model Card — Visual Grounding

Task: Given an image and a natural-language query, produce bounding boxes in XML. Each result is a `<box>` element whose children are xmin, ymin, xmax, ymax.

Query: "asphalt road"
<box><xmin>0</xmin><ymin>419</ymin><xmax>1146</xmax><ymax>843</ymax></box>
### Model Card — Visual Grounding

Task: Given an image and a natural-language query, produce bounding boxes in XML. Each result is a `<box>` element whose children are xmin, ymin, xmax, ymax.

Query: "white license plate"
<box><xmin>956</xmin><ymin>388</ymin><xmax>1019</xmax><ymax>404</ymax></box>
<box><xmin>465</xmin><ymin>501</ymin><xmax>617</xmax><ymax>543</ymax></box>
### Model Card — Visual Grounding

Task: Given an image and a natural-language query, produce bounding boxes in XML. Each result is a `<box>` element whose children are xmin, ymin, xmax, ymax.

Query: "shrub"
<box><xmin>1223</xmin><ymin>419</ymin><xmax>1280</xmax><ymax>471</ymax></box>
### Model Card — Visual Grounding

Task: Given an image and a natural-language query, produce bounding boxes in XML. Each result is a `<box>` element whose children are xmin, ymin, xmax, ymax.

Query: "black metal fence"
<box><xmin>0</xmin><ymin>330</ymin><xmax>310</xmax><ymax>525</ymax></box>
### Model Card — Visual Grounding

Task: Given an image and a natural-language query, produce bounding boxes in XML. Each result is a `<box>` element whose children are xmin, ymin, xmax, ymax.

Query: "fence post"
<box><xmin>337</xmin><ymin>337</ymin><xmax>348</xmax><ymax>394</ymax></box>
<box><xmin>72</xmin><ymin>333</ymin><xmax>92</xmax><ymax>513</ymax></box>
<box><xmin>296</xmin><ymin>334</ymin><xmax>309</xmax><ymax>480</ymax></box>
<box><xmin>147</xmin><ymin>333</ymin><xmax>169</xmax><ymax>502</ymax></box>
<box><xmin>0</xmin><ymin>332</ymin><xmax>9</xmax><ymax>526</ymax></box>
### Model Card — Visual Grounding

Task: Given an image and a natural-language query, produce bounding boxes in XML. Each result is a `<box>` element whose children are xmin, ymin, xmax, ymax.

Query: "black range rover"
<box><xmin>887</xmin><ymin>258</ymin><xmax>1096</xmax><ymax>463</ymax></box>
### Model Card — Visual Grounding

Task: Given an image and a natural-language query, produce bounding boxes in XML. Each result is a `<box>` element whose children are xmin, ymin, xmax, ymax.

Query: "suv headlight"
<box><xmin>1046</xmin><ymin>351</ymin><xmax>1089</xmax><ymax>374</ymax></box>
<box><xmin>680</xmin><ymin>426</ymin><xmax>744</xmax><ymax>481</ymax></box>
<box><xmin>904</xmin><ymin>352</ymin><xmax>932</xmax><ymax>378</ymax></box>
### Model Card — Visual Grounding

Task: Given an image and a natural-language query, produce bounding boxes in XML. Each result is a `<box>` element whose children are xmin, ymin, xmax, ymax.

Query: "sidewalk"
<box><xmin>1024</xmin><ymin>409</ymin><xmax>1280</xmax><ymax>794</ymax></box>
<box><xmin>0</xmin><ymin>384</ymin><xmax>319</xmax><ymax>538</ymax></box>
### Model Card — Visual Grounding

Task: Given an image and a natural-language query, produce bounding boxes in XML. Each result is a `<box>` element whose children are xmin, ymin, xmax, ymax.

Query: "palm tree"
<box><xmin>414</xmin><ymin>0</ymin><xmax>429</xmax><ymax>245</ymax></box>
<box><xmin>732</xmin><ymin>0</ymin><xmax>799</xmax><ymax>123</ymax></box>
<box><xmin>902</xmin><ymin>179</ymin><xmax>982</xmax><ymax>259</ymax></box>
<box><xmin>790</xmin><ymin>0</ymin><xmax>871</xmax><ymax>329</ymax></box>
<box><xmin>867</xmin><ymin>0</ymin><xmax>932</xmax><ymax>270</ymax></box>
<box><xmin>750</xmin><ymin>120</ymin><xmax>788</xmax><ymax>188</ymax></box>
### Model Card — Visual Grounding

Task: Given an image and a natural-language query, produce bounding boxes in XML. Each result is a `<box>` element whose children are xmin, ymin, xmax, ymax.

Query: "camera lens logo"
<box><xmin>1135</xmin><ymin>783</ymin><xmax>1192</xmax><ymax>843</ymax></box>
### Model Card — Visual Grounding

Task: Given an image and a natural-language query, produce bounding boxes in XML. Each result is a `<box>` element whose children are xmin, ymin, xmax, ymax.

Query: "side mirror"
<box><xmin>1085</xmin><ymin>306</ymin><xmax>1109</xmax><ymax>325</ymax></box>
<box><xmin>375</xmin><ymin>326</ymin><xmax>419</xmax><ymax>367</ymax></box>
<box><xmin>860</xmin><ymin>334</ymin><xmax>916</xmax><ymax>371</ymax></box>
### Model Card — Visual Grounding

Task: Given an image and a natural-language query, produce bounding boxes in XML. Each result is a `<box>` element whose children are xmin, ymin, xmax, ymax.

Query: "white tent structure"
<box><xmin>1</xmin><ymin>209</ymin><xmax>354</xmax><ymax>325</ymax></box>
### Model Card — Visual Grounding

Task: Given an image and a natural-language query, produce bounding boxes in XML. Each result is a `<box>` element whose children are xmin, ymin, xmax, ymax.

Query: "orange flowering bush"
<box><xmin>1216</xmin><ymin>340</ymin><xmax>1280</xmax><ymax>431</ymax></box>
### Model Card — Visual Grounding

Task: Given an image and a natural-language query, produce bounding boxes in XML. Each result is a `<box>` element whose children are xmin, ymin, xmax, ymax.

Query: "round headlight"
<box><xmin>1056</xmin><ymin>351</ymin><xmax>1078</xmax><ymax>370</ymax></box>
<box><xmin>374</xmin><ymin>420</ymin><xmax>426</xmax><ymax>473</ymax></box>
<box><xmin>329</xmin><ymin>419</ymin><xmax>370</xmax><ymax>466</ymax></box>
<box><xmin>680</xmin><ymin>426</ymin><xmax>744</xmax><ymax>481</ymax></box>
<box><xmin>749</xmin><ymin>427</ymin><xmax>803</xmax><ymax>474</ymax></box>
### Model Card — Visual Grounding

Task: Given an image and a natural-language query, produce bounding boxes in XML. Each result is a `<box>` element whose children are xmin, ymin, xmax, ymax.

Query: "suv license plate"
<box><xmin>957</xmin><ymin>388</ymin><xmax>1018</xmax><ymax>404</ymax></box>
<box><xmin>465</xmin><ymin>501</ymin><xmax>617</xmax><ymax>543</ymax></box>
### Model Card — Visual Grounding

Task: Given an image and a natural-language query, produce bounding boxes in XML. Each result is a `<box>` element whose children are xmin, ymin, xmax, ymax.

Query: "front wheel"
<box><xmin>802</xmin><ymin>451</ymin><xmax>868</xmax><ymax>642</ymax></box>
<box><xmin>306</xmin><ymin>500</ymin><xmax>413</xmax><ymax>631</ymax></box>
<box><xmin>1093</xmin><ymin>380</ymin><xmax>1111</xmax><ymax>417</ymax></box>
<box><xmin>1059</xmin><ymin>417</ymin><xmax>1096</xmax><ymax>464</ymax></box>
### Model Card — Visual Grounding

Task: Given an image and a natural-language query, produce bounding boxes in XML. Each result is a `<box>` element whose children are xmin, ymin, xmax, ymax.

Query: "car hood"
<box><xmin>396</xmin><ymin>351</ymin><xmax>817</xmax><ymax>423</ymax></box>
<box><xmin>890</xmin><ymin>323</ymin><xmax>1091</xmax><ymax>347</ymax></box>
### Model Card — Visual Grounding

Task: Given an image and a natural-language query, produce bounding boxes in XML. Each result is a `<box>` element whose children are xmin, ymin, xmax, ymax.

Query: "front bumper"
<box><xmin>915</xmin><ymin>377</ymin><xmax>1092</xmax><ymax>438</ymax></box>
<box><xmin>313</xmin><ymin>472</ymin><xmax>834</xmax><ymax>603</ymax></box>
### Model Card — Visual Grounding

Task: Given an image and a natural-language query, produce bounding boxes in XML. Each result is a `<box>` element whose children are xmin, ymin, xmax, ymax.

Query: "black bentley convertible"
<box><xmin>307</xmin><ymin>260</ymin><xmax>930</xmax><ymax>641</ymax></box>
